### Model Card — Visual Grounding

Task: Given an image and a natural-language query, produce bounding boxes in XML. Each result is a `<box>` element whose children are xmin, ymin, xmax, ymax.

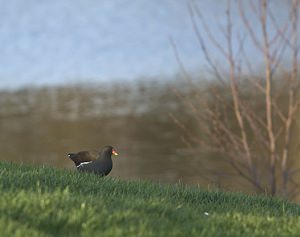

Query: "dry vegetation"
<box><xmin>172</xmin><ymin>0</ymin><xmax>300</xmax><ymax>199</ymax></box>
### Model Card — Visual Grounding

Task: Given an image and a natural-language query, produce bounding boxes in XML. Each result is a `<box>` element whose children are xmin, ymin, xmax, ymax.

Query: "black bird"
<box><xmin>68</xmin><ymin>145</ymin><xmax>119</xmax><ymax>176</ymax></box>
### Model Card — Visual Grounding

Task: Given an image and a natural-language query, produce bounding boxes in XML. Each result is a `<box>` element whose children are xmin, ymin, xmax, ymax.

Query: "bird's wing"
<box><xmin>77</xmin><ymin>151</ymin><xmax>97</xmax><ymax>161</ymax></box>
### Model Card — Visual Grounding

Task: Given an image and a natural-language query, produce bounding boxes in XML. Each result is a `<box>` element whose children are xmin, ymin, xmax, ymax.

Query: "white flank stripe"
<box><xmin>77</xmin><ymin>161</ymin><xmax>92</xmax><ymax>168</ymax></box>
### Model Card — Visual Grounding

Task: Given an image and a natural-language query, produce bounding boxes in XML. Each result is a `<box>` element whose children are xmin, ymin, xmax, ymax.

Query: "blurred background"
<box><xmin>0</xmin><ymin>0</ymin><xmax>298</xmax><ymax>196</ymax></box>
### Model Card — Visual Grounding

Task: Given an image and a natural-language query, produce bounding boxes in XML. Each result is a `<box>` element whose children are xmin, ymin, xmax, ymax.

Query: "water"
<box><xmin>0</xmin><ymin>82</ymin><xmax>252</xmax><ymax>193</ymax></box>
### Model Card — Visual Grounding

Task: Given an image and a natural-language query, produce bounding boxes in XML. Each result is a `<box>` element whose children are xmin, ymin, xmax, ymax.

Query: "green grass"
<box><xmin>0</xmin><ymin>162</ymin><xmax>300</xmax><ymax>237</ymax></box>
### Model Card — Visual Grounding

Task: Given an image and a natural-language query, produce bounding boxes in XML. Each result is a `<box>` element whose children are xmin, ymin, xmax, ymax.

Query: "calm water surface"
<box><xmin>0</xmin><ymin>83</ymin><xmax>251</xmax><ymax>192</ymax></box>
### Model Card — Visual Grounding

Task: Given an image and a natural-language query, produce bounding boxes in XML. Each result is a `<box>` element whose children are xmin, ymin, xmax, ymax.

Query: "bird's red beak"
<box><xmin>112</xmin><ymin>149</ymin><xmax>119</xmax><ymax>156</ymax></box>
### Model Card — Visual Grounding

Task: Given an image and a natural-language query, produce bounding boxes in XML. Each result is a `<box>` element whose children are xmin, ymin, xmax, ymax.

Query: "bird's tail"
<box><xmin>68</xmin><ymin>153</ymin><xmax>76</xmax><ymax>159</ymax></box>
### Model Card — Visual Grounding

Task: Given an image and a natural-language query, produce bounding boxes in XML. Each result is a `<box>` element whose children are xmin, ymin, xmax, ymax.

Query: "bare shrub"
<box><xmin>171</xmin><ymin>0</ymin><xmax>300</xmax><ymax>199</ymax></box>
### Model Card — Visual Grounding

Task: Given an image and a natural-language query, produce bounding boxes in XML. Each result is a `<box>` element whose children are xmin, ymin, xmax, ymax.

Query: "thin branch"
<box><xmin>188</xmin><ymin>3</ymin><xmax>226</xmax><ymax>85</ymax></box>
<box><xmin>238</xmin><ymin>0</ymin><xmax>263</xmax><ymax>52</ymax></box>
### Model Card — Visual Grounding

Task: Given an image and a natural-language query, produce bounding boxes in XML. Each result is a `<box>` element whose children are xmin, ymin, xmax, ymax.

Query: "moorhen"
<box><xmin>68</xmin><ymin>145</ymin><xmax>118</xmax><ymax>176</ymax></box>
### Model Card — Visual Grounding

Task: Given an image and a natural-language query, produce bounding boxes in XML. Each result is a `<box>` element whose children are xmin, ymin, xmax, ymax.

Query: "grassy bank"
<box><xmin>0</xmin><ymin>162</ymin><xmax>300</xmax><ymax>236</ymax></box>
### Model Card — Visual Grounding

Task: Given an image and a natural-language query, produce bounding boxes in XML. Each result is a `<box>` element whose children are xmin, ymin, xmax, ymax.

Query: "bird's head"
<box><xmin>102</xmin><ymin>145</ymin><xmax>119</xmax><ymax>157</ymax></box>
